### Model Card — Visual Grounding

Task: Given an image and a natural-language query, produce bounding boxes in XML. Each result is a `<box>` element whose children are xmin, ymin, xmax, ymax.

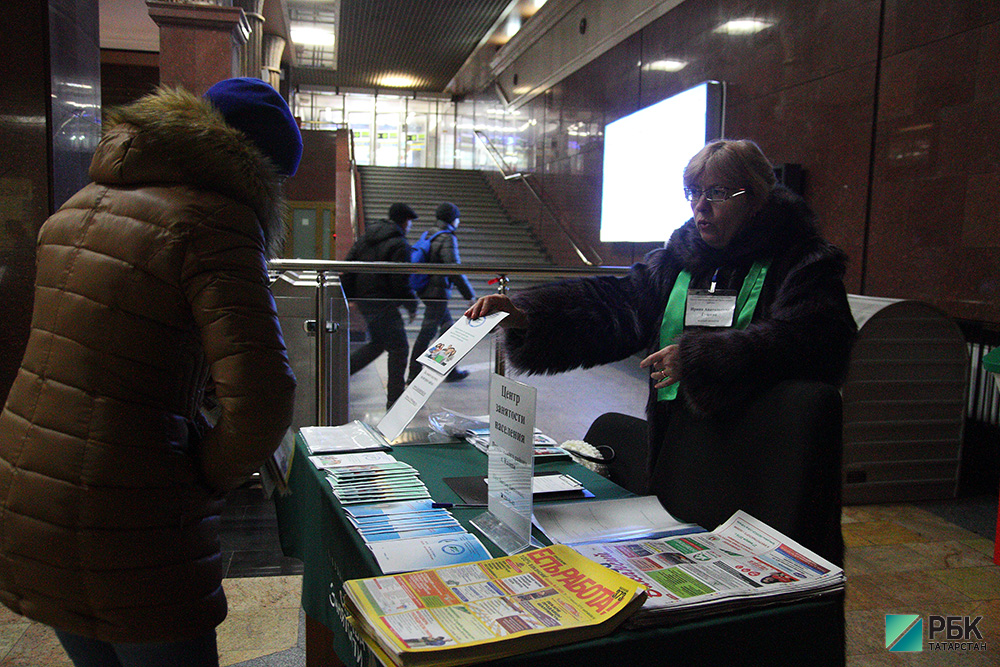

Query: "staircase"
<box><xmin>358</xmin><ymin>165</ymin><xmax>554</xmax><ymax>297</ymax></box>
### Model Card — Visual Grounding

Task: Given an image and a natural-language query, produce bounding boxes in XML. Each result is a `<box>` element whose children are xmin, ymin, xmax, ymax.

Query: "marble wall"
<box><xmin>476</xmin><ymin>0</ymin><xmax>1000</xmax><ymax>325</ymax></box>
<box><xmin>867</xmin><ymin>0</ymin><xmax>1000</xmax><ymax>323</ymax></box>
<box><xmin>0</xmin><ymin>0</ymin><xmax>101</xmax><ymax>405</ymax></box>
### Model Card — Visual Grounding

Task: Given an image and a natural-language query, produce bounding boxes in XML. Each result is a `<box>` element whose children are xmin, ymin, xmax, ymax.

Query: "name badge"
<box><xmin>685</xmin><ymin>289</ymin><xmax>737</xmax><ymax>327</ymax></box>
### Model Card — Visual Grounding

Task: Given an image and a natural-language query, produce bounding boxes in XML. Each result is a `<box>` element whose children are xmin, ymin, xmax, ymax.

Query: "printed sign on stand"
<box><xmin>471</xmin><ymin>373</ymin><xmax>540</xmax><ymax>555</ymax></box>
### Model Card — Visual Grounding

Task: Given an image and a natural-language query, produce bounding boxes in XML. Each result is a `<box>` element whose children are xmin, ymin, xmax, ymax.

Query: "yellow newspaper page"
<box><xmin>344</xmin><ymin>544</ymin><xmax>646</xmax><ymax>667</ymax></box>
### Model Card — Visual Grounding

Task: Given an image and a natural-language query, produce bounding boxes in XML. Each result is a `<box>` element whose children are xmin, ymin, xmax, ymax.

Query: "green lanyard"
<box><xmin>657</xmin><ymin>260</ymin><xmax>770</xmax><ymax>401</ymax></box>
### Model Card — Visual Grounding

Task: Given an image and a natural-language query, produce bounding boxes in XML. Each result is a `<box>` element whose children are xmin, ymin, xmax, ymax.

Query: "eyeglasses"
<box><xmin>683</xmin><ymin>186</ymin><xmax>746</xmax><ymax>203</ymax></box>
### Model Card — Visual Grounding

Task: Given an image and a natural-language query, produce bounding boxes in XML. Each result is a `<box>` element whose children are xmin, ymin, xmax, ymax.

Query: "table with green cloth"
<box><xmin>275</xmin><ymin>434</ymin><xmax>845</xmax><ymax>667</ymax></box>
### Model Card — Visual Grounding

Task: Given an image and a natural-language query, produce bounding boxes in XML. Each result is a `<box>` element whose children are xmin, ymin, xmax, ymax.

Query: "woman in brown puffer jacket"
<box><xmin>0</xmin><ymin>79</ymin><xmax>299</xmax><ymax>665</ymax></box>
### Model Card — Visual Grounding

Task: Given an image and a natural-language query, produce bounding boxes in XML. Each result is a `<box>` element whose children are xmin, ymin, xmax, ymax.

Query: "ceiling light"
<box><xmin>506</xmin><ymin>15</ymin><xmax>522</xmax><ymax>38</ymax></box>
<box><xmin>714</xmin><ymin>19</ymin><xmax>774</xmax><ymax>35</ymax></box>
<box><xmin>291</xmin><ymin>24</ymin><xmax>336</xmax><ymax>46</ymax></box>
<box><xmin>379</xmin><ymin>74</ymin><xmax>416</xmax><ymax>88</ymax></box>
<box><xmin>644</xmin><ymin>59</ymin><xmax>687</xmax><ymax>72</ymax></box>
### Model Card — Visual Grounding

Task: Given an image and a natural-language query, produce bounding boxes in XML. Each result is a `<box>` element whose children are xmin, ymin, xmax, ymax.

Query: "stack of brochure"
<box><xmin>427</xmin><ymin>410</ymin><xmax>569</xmax><ymax>459</ymax></box>
<box><xmin>344</xmin><ymin>501</ymin><xmax>492</xmax><ymax>574</ymax></box>
<box><xmin>343</xmin><ymin>545</ymin><xmax>647</xmax><ymax>667</ymax></box>
<box><xmin>308</xmin><ymin>452</ymin><xmax>492</xmax><ymax>574</ymax></box>
<box><xmin>532</xmin><ymin>495</ymin><xmax>704</xmax><ymax>546</ymax></box>
<box><xmin>300</xmin><ymin>421</ymin><xmax>392</xmax><ymax>455</ymax></box>
<box><xmin>464</xmin><ymin>424</ymin><xmax>569</xmax><ymax>459</ymax></box>
<box><xmin>572</xmin><ymin>510</ymin><xmax>845</xmax><ymax>626</ymax></box>
<box><xmin>325</xmin><ymin>458</ymin><xmax>430</xmax><ymax>505</ymax></box>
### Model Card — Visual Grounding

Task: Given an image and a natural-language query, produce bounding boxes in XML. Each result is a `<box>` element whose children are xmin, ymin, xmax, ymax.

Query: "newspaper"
<box><xmin>573</xmin><ymin>510</ymin><xmax>844</xmax><ymax>627</ymax></box>
<box><xmin>343</xmin><ymin>544</ymin><xmax>647</xmax><ymax>667</ymax></box>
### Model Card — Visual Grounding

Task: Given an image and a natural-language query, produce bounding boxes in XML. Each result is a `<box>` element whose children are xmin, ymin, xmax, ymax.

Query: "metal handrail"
<box><xmin>269</xmin><ymin>261</ymin><xmax>631</xmax><ymax>425</ymax></box>
<box><xmin>268</xmin><ymin>259</ymin><xmax>629</xmax><ymax>280</ymax></box>
<box><xmin>473</xmin><ymin>129</ymin><xmax>604</xmax><ymax>267</ymax></box>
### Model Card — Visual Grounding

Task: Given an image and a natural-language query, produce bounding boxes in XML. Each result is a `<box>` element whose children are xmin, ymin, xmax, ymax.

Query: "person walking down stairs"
<box><xmin>408</xmin><ymin>202</ymin><xmax>477</xmax><ymax>383</ymax></box>
<box><xmin>344</xmin><ymin>204</ymin><xmax>420</xmax><ymax>407</ymax></box>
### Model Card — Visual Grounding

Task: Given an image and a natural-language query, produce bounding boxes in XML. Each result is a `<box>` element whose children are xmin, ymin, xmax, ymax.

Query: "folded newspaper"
<box><xmin>573</xmin><ymin>510</ymin><xmax>845</xmax><ymax>627</ymax></box>
<box><xmin>343</xmin><ymin>544</ymin><xmax>647</xmax><ymax>667</ymax></box>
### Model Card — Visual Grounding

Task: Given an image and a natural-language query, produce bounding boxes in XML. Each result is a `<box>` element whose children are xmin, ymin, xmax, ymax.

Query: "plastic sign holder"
<box><xmin>472</xmin><ymin>373</ymin><xmax>541</xmax><ymax>554</ymax></box>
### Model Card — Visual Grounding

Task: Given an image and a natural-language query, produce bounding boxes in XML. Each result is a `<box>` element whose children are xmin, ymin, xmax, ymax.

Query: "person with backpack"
<box><xmin>408</xmin><ymin>202</ymin><xmax>477</xmax><ymax>383</ymax></box>
<box><xmin>344</xmin><ymin>203</ymin><xmax>419</xmax><ymax>407</ymax></box>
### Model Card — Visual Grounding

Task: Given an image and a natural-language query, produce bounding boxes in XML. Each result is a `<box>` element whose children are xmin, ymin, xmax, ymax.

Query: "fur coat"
<box><xmin>0</xmin><ymin>88</ymin><xmax>296</xmax><ymax>642</ymax></box>
<box><xmin>504</xmin><ymin>184</ymin><xmax>857</xmax><ymax>435</ymax></box>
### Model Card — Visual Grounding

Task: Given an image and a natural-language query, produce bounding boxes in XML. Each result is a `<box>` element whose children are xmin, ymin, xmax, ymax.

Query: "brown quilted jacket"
<box><xmin>0</xmin><ymin>88</ymin><xmax>296</xmax><ymax>642</ymax></box>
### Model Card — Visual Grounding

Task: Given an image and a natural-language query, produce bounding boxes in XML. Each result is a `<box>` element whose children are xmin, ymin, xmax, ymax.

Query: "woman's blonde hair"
<box><xmin>683</xmin><ymin>139</ymin><xmax>778</xmax><ymax>205</ymax></box>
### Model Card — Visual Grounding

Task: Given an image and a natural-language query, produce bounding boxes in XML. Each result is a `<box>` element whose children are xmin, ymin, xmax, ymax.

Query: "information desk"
<box><xmin>275</xmin><ymin>435</ymin><xmax>845</xmax><ymax>667</ymax></box>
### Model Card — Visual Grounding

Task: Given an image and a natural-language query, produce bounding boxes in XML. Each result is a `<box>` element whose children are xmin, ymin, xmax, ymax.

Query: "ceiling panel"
<box><xmin>103</xmin><ymin>0</ymin><xmax>528</xmax><ymax>95</ymax></box>
<box><xmin>291</xmin><ymin>0</ymin><xmax>515</xmax><ymax>93</ymax></box>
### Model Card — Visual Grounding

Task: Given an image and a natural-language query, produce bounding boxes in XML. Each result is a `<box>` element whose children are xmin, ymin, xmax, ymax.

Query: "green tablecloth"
<box><xmin>275</xmin><ymin>435</ymin><xmax>845</xmax><ymax>666</ymax></box>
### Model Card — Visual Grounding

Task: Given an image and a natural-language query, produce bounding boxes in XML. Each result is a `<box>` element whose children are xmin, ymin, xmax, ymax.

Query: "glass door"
<box><xmin>375</xmin><ymin>112</ymin><xmax>401</xmax><ymax>166</ymax></box>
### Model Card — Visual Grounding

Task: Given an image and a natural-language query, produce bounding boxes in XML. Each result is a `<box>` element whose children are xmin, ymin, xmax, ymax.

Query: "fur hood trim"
<box><xmin>94</xmin><ymin>87</ymin><xmax>287</xmax><ymax>256</ymax></box>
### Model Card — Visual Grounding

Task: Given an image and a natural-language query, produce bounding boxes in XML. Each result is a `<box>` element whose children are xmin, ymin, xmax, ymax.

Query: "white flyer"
<box><xmin>377</xmin><ymin>367</ymin><xmax>447</xmax><ymax>441</ymax></box>
<box><xmin>416</xmin><ymin>312</ymin><xmax>509</xmax><ymax>376</ymax></box>
<box><xmin>377</xmin><ymin>311</ymin><xmax>509</xmax><ymax>441</ymax></box>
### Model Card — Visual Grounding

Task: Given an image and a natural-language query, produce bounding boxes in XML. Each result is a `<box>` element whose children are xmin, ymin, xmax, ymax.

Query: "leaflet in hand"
<box><xmin>416</xmin><ymin>312</ymin><xmax>509</xmax><ymax>377</ymax></box>
<box><xmin>378</xmin><ymin>312</ymin><xmax>509</xmax><ymax>441</ymax></box>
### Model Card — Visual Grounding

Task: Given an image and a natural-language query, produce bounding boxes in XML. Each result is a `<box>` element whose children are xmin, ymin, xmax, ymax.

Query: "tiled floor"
<box><xmin>1</xmin><ymin>337</ymin><xmax>997</xmax><ymax>665</ymax></box>
<box><xmin>841</xmin><ymin>504</ymin><xmax>999</xmax><ymax>666</ymax></box>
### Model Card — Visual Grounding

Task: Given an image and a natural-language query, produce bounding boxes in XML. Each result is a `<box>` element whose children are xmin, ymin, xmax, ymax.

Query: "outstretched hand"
<box><xmin>640</xmin><ymin>344</ymin><xmax>681</xmax><ymax>388</ymax></box>
<box><xmin>464</xmin><ymin>294</ymin><xmax>528</xmax><ymax>329</ymax></box>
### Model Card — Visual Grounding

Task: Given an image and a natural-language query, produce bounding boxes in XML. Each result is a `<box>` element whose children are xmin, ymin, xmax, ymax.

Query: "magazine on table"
<box><xmin>344</xmin><ymin>544</ymin><xmax>646</xmax><ymax>667</ymax></box>
<box><xmin>572</xmin><ymin>510</ymin><xmax>845</xmax><ymax>627</ymax></box>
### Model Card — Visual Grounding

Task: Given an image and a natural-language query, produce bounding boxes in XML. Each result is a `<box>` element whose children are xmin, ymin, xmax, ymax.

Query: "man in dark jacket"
<box><xmin>408</xmin><ymin>202</ymin><xmax>477</xmax><ymax>383</ymax></box>
<box><xmin>346</xmin><ymin>204</ymin><xmax>419</xmax><ymax>407</ymax></box>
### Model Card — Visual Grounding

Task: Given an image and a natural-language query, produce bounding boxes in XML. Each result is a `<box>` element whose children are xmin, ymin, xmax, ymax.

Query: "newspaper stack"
<box><xmin>343</xmin><ymin>544</ymin><xmax>647</xmax><ymax>667</ymax></box>
<box><xmin>573</xmin><ymin>510</ymin><xmax>845</xmax><ymax>627</ymax></box>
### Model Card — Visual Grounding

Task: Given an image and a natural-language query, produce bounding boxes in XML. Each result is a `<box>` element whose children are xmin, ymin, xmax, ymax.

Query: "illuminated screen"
<box><xmin>600</xmin><ymin>81</ymin><xmax>725</xmax><ymax>242</ymax></box>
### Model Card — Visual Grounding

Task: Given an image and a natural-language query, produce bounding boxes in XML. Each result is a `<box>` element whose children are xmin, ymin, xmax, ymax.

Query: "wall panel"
<box><xmin>479</xmin><ymin>0</ymin><xmax>999</xmax><ymax>325</ymax></box>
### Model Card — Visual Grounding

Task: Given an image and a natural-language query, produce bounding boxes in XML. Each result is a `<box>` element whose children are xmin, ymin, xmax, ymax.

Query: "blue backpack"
<box><xmin>409</xmin><ymin>230</ymin><xmax>447</xmax><ymax>292</ymax></box>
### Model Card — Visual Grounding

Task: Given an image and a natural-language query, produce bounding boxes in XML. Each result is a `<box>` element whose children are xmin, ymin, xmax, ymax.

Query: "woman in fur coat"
<box><xmin>466</xmin><ymin>139</ymin><xmax>856</xmax><ymax>511</ymax></box>
<box><xmin>0</xmin><ymin>79</ymin><xmax>301</xmax><ymax>666</ymax></box>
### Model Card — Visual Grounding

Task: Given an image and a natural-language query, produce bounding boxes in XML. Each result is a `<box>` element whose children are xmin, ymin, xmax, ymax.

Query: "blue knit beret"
<box><xmin>204</xmin><ymin>77</ymin><xmax>303</xmax><ymax>176</ymax></box>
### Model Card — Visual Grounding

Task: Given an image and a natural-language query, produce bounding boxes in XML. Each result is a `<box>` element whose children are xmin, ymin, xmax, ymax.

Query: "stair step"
<box><xmin>358</xmin><ymin>165</ymin><xmax>555</xmax><ymax>272</ymax></box>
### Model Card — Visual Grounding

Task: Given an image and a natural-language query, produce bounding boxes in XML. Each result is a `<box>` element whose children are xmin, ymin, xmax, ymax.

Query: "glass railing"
<box><xmin>268</xmin><ymin>260</ymin><xmax>642</xmax><ymax>446</ymax></box>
